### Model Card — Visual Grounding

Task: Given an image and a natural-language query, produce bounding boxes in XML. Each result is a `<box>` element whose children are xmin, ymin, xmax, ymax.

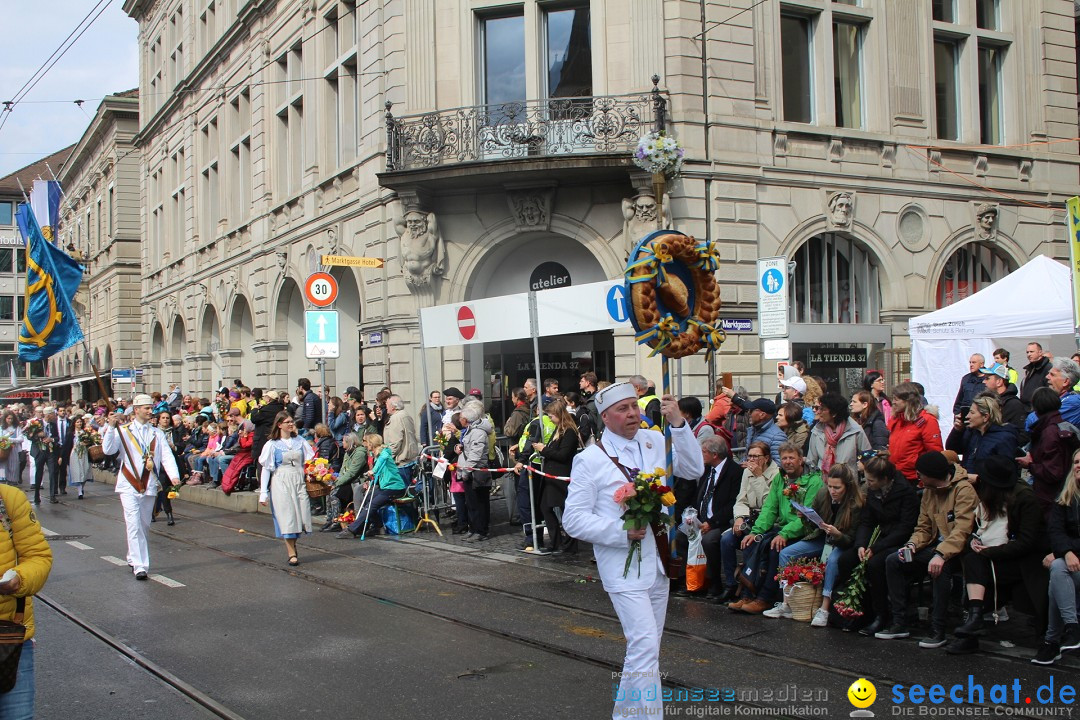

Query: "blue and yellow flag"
<box><xmin>16</xmin><ymin>203</ymin><xmax>84</xmax><ymax>362</ymax></box>
<box><xmin>30</xmin><ymin>180</ymin><xmax>62</xmax><ymax>244</ymax></box>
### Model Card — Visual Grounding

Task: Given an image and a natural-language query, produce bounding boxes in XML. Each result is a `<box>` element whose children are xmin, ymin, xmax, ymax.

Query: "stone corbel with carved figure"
<box><xmin>974</xmin><ymin>202</ymin><xmax>998</xmax><ymax>241</ymax></box>
<box><xmin>394</xmin><ymin>194</ymin><xmax>446</xmax><ymax>291</ymax></box>
<box><xmin>622</xmin><ymin>190</ymin><xmax>672</xmax><ymax>255</ymax></box>
<box><xmin>826</xmin><ymin>191</ymin><xmax>854</xmax><ymax>230</ymax></box>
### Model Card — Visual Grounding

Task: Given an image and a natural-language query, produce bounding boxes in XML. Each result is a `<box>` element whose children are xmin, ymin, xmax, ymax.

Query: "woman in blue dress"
<box><xmin>257</xmin><ymin>412</ymin><xmax>315</xmax><ymax>566</ymax></box>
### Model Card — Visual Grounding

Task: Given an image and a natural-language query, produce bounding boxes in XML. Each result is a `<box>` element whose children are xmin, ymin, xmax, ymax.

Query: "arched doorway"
<box><xmin>170</xmin><ymin>316</ymin><xmax>186</xmax><ymax>389</ymax></box>
<box><xmin>465</xmin><ymin>232</ymin><xmax>613</xmax><ymax>425</ymax></box>
<box><xmin>329</xmin><ymin>268</ymin><xmax>362</xmax><ymax>391</ymax></box>
<box><xmin>786</xmin><ymin>231</ymin><xmax>888</xmax><ymax>397</ymax></box>
<box><xmin>228</xmin><ymin>295</ymin><xmax>257</xmax><ymax>386</ymax></box>
<box><xmin>935</xmin><ymin>240</ymin><xmax>1013</xmax><ymax>308</ymax></box>
<box><xmin>275</xmin><ymin>279</ymin><xmax>306</xmax><ymax>387</ymax></box>
<box><xmin>104</xmin><ymin>346</ymin><xmax>113</xmax><ymax>372</ymax></box>
<box><xmin>200</xmin><ymin>305</ymin><xmax>222</xmax><ymax>390</ymax></box>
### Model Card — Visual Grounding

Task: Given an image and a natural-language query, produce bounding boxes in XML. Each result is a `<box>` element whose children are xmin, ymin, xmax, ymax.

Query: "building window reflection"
<box><xmin>936</xmin><ymin>241</ymin><xmax>1013</xmax><ymax>308</ymax></box>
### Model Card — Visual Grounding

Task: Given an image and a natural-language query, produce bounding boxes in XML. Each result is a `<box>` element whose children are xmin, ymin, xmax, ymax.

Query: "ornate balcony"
<box><xmin>379</xmin><ymin>77</ymin><xmax>667</xmax><ymax>190</ymax></box>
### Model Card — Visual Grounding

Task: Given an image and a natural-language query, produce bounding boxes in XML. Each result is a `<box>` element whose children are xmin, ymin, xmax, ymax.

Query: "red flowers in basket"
<box><xmin>775</xmin><ymin>557</ymin><xmax>825</xmax><ymax>587</ymax></box>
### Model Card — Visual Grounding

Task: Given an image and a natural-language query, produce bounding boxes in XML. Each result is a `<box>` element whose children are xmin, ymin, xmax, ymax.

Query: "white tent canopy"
<box><xmin>909</xmin><ymin>255</ymin><xmax>1074</xmax><ymax>416</ymax></box>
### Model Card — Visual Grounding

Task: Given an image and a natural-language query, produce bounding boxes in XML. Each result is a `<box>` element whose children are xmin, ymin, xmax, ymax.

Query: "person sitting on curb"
<box><xmin>715</xmin><ymin>441</ymin><xmax>778</xmax><ymax>604</ymax></box>
<box><xmin>946</xmin><ymin>455</ymin><xmax>1047</xmax><ymax>655</ymax></box>
<box><xmin>876</xmin><ymin>451</ymin><xmax>977</xmax><ymax>648</ymax></box>
<box><xmin>1032</xmin><ymin>448</ymin><xmax>1080</xmax><ymax>665</ymax></box>
<box><xmin>728</xmin><ymin>442</ymin><xmax>823</xmax><ymax>615</ymax></box>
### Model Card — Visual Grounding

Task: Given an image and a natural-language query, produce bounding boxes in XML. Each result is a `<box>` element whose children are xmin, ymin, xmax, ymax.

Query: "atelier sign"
<box><xmin>529</xmin><ymin>262</ymin><xmax>571</xmax><ymax>291</ymax></box>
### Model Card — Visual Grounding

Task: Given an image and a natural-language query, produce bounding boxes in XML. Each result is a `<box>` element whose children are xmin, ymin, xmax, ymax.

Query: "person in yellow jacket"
<box><xmin>513</xmin><ymin>413</ymin><xmax>555</xmax><ymax>549</ymax></box>
<box><xmin>629</xmin><ymin>375</ymin><xmax>662</xmax><ymax>429</ymax></box>
<box><xmin>0</xmin><ymin>483</ymin><xmax>54</xmax><ymax>716</ymax></box>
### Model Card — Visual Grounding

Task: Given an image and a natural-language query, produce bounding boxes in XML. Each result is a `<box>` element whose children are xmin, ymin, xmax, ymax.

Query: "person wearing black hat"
<box><xmin>720</xmin><ymin>387</ymin><xmax>787</xmax><ymax>464</ymax></box>
<box><xmin>876</xmin><ymin>451</ymin><xmax>977</xmax><ymax>647</ymax></box>
<box><xmin>441</xmin><ymin>387</ymin><xmax>465</xmax><ymax>426</ymax></box>
<box><xmin>946</xmin><ymin>455</ymin><xmax>1048</xmax><ymax>654</ymax></box>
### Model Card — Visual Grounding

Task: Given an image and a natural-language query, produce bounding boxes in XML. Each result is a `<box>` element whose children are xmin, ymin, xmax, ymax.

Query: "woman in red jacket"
<box><xmin>887</xmin><ymin>382</ymin><xmax>944</xmax><ymax>483</ymax></box>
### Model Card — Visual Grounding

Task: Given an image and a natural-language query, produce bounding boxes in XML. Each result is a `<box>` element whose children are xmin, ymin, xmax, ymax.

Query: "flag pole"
<box><xmin>80</xmin><ymin>338</ymin><xmax>114</xmax><ymax>413</ymax></box>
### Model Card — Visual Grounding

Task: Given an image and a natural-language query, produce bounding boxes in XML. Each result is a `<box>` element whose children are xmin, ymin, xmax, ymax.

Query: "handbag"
<box><xmin>0</xmin><ymin>493</ymin><xmax>27</xmax><ymax>693</ymax></box>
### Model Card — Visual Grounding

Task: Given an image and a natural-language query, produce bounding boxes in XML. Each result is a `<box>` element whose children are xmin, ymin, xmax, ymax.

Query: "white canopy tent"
<box><xmin>909</xmin><ymin>255</ymin><xmax>1075</xmax><ymax>416</ymax></box>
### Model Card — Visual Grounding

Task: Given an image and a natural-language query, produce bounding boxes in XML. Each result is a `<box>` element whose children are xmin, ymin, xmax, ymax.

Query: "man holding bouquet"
<box><xmin>564</xmin><ymin>382</ymin><xmax>704</xmax><ymax>720</ymax></box>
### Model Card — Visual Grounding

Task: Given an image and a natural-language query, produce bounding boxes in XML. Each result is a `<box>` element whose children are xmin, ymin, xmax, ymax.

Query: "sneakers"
<box><xmin>1032</xmin><ymin>641</ymin><xmax>1062</xmax><ymax>666</ymax></box>
<box><xmin>1061</xmin><ymin>624</ymin><xmax>1080</xmax><ymax>651</ymax></box>
<box><xmin>335</xmin><ymin>530</ymin><xmax>355</xmax><ymax>539</ymax></box>
<box><xmin>763</xmin><ymin>602</ymin><xmax>793</xmax><ymax>619</ymax></box>
<box><xmin>811</xmin><ymin>608</ymin><xmax>829</xmax><ymax>628</ymax></box>
<box><xmin>874</xmin><ymin>624</ymin><xmax>910</xmax><ymax>640</ymax></box>
<box><xmin>918</xmin><ymin>631</ymin><xmax>949</xmax><ymax>649</ymax></box>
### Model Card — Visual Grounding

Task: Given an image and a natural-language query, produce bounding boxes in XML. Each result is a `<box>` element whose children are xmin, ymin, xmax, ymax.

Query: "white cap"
<box><xmin>780</xmin><ymin>377</ymin><xmax>807</xmax><ymax>394</ymax></box>
<box><xmin>42</xmin><ymin>406</ymin><xmax>55</xmax><ymax>414</ymax></box>
<box><xmin>132</xmin><ymin>394</ymin><xmax>154</xmax><ymax>407</ymax></box>
<box><xmin>594</xmin><ymin>382</ymin><xmax>639</xmax><ymax>414</ymax></box>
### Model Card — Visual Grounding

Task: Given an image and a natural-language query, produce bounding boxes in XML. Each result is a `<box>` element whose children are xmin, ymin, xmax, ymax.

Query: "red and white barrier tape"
<box><xmin>419</xmin><ymin>452</ymin><xmax>571</xmax><ymax>482</ymax></box>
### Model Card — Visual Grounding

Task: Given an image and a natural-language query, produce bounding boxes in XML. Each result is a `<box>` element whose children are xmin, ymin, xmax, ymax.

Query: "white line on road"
<box><xmin>66</xmin><ymin>541</ymin><xmax>93</xmax><ymax>550</ymax></box>
<box><xmin>149</xmin><ymin>574</ymin><xmax>184</xmax><ymax>588</ymax></box>
<box><xmin>41</xmin><ymin>528</ymin><xmax>58</xmax><ymax>537</ymax></box>
<box><xmin>100</xmin><ymin>555</ymin><xmax>127</xmax><ymax>566</ymax></box>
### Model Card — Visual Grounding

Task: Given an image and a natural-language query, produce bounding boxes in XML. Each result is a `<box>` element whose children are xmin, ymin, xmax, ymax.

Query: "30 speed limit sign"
<box><xmin>304</xmin><ymin>272</ymin><xmax>338</xmax><ymax>307</ymax></box>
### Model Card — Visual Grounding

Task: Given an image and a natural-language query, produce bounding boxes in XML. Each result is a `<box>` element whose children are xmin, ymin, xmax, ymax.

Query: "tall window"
<box><xmin>171</xmin><ymin>149</ymin><xmax>186</xmax><ymax>259</ymax></box>
<box><xmin>977</xmin><ymin>43</ymin><xmax>1004</xmax><ymax>144</ymax></box>
<box><xmin>228</xmin><ymin>89</ymin><xmax>251</xmax><ymax>222</ymax></box>
<box><xmin>544</xmin><ymin>6</ymin><xmax>591</xmax><ymax>98</ymax></box>
<box><xmin>481</xmin><ymin>14</ymin><xmax>526</xmax><ymax>105</ymax></box>
<box><xmin>932</xmin><ymin>2</ymin><xmax>1010</xmax><ymax>144</ymax></box>
<box><xmin>107</xmin><ymin>185</ymin><xmax>114</xmax><ymax>237</ymax></box>
<box><xmin>936</xmin><ymin>242</ymin><xmax>1012</xmax><ymax>308</ymax></box>
<box><xmin>324</xmin><ymin>1</ymin><xmax>360</xmax><ymax>169</ymax></box>
<box><xmin>199</xmin><ymin>119</ymin><xmax>219</xmax><ymax>243</ymax></box>
<box><xmin>0</xmin><ymin>202</ymin><xmax>12</xmax><ymax>226</ymax></box>
<box><xmin>832</xmin><ymin>21</ymin><xmax>863</xmax><ymax>128</ymax></box>
<box><xmin>789</xmin><ymin>233</ymin><xmax>880</xmax><ymax>324</ymax></box>
<box><xmin>780</xmin><ymin>14</ymin><xmax>813</xmax><ymax>123</ymax></box>
<box><xmin>275</xmin><ymin>45</ymin><xmax>304</xmax><ymax>198</ymax></box>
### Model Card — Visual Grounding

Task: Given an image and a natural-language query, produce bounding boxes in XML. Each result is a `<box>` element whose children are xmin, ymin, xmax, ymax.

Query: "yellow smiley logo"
<box><xmin>848</xmin><ymin>678</ymin><xmax>876</xmax><ymax>709</ymax></box>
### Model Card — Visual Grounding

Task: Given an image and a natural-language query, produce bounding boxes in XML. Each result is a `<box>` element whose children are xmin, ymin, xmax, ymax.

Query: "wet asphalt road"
<box><xmin>24</xmin><ymin>483</ymin><xmax>1080</xmax><ymax>720</ymax></box>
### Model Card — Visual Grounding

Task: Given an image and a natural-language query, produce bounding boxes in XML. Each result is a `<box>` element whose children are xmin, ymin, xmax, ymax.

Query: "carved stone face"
<box><xmin>633</xmin><ymin>196</ymin><xmax>658</xmax><ymax>223</ymax></box>
<box><xmin>829</xmin><ymin>193</ymin><xmax>852</xmax><ymax>226</ymax></box>
<box><xmin>405</xmin><ymin>214</ymin><xmax>428</xmax><ymax>238</ymax></box>
<box><xmin>977</xmin><ymin>210</ymin><xmax>997</xmax><ymax>232</ymax></box>
<box><xmin>518</xmin><ymin>198</ymin><xmax>543</xmax><ymax>226</ymax></box>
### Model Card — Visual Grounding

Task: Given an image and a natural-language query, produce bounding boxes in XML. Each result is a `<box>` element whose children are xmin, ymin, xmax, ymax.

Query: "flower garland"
<box><xmin>613</xmin><ymin>467</ymin><xmax>676</xmax><ymax>578</ymax></box>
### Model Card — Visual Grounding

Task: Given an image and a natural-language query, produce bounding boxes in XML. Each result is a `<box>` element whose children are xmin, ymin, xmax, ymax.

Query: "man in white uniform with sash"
<box><xmin>102</xmin><ymin>394</ymin><xmax>180</xmax><ymax>580</ymax></box>
<box><xmin>564</xmin><ymin>382</ymin><xmax>704</xmax><ymax>719</ymax></box>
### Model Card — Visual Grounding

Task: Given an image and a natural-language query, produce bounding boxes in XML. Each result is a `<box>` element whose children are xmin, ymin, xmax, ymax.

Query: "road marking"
<box><xmin>100</xmin><ymin>555</ymin><xmax>127</xmax><ymax>566</ymax></box>
<box><xmin>149</xmin><ymin>574</ymin><xmax>185</xmax><ymax>588</ymax></box>
<box><xmin>41</xmin><ymin>528</ymin><xmax>57</xmax><ymax>537</ymax></box>
<box><xmin>66</xmin><ymin>541</ymin><xmax>93</xmax><ymax>550</ymax></box>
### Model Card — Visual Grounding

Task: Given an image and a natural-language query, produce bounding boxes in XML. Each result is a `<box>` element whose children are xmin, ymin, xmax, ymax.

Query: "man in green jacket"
<box><xmin>730</xmin><ymin>442</ymin><xmax>823</xmax><ymax>614</ymax></box>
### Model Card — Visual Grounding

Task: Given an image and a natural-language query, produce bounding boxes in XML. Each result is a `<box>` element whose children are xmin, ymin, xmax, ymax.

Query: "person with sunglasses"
<box><xmin>714</xmin><ymin>441</ymin><xmax>778</xmax><ymax>604</ymax></box>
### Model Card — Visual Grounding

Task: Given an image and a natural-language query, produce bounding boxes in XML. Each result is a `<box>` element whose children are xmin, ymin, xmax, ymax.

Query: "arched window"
<box><xmin>788</xmin><ymin>233</ymin><xmax>881</xmax><ymax>324</ymax></box>
<box><xmin>935</xmin><ymin>241</ymin><xmax>1013</xmax><ymax>308</ymax></box>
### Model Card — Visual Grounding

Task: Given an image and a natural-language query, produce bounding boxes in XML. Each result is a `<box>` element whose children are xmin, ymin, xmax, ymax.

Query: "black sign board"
<box><xmin>805</xmin><ymin>348</ymin><xmax>868</xmax><ymax>369</ymax></box>
<box><xmin>529</xmin><ymin>262</ymin><xmax>571</xmax><ymax>291</ymax></box>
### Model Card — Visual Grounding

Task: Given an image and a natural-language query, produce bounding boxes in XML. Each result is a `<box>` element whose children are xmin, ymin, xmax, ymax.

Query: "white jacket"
<box><xmin>102</xmin><ymin>421</ymin><xmax>180</xmax><ymax>496</ymax></box>
<box><xmin>564</xmin><ymin>424</ymin><xmax>704</xmax><ymax>593</ymax></box>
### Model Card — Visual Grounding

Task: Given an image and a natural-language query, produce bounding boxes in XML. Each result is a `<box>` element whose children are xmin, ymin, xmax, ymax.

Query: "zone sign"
<box><xmin>305</xmin><ymin>272</ymin><xmax>338</xmax><ymax>307</ymax></box>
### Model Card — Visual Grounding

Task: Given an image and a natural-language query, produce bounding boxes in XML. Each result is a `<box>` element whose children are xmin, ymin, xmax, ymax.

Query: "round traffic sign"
<box><xmin>457</xmin><ymin>305</ymin><xmax>476</xmax><ymax>340</ymax></box>
<box><xmin>305</xmin><ymin>272</ymin><xmax>338</xmax><ymax>307</ymax></box>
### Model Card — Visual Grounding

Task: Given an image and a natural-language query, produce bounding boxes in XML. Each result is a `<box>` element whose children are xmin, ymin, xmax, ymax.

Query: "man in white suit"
<box><xmin>102</xmin><ymin>394</ymin><xmax>180</xmax><ymax>580</ymax></box>
<box><xmin>564</xmin><ymin>382</ymin><xmax>704</xmax><ymax>719</ymax></box>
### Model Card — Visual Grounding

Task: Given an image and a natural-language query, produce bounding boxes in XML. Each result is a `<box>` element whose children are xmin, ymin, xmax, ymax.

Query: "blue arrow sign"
<box><xmin>606</xmin><ymin>285</ymin><xmax>629</xmax><ymax>323</ymax></box>
<box><xmin>305</xmin><ymin>310</ymin><xmax>340</xmax><ymax>358</ymax></box>
<box><xmin>761</xmin><ymin>268</ymin><xmax>784</xmax><ymax>294</ymax></box>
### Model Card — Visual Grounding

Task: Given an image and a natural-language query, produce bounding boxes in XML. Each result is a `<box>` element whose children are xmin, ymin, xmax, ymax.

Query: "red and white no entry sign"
<box><xmin>457</xmin><ymin>305</ymin><xmax>476</xmax><ymax>340</ymax></box>
<box><xmin>305</xmin><ymin>272</ymin><xmax>338</xmax><ymax>307</ymax></box>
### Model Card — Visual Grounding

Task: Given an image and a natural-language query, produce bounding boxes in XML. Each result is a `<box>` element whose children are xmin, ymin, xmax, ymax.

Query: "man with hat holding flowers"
<box><xmin>563</xmin><ymin>382</ymin><xmax>703</xmax><ymax>720</ymax></box>
<box><xmin>102</xmin><ymin>395</ymin><xmax>180</xmax><ymax>580</ymax></box>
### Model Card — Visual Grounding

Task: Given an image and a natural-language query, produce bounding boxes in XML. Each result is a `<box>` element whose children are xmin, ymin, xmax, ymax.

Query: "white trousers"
<box><xmin>120</xmin><ymin>493</ymin><xmax>155</xmax><ymax>573</ymax></box>
<box><xmin>608</xmin><ymin>571</ymin><xmax>668</xmax><ymax>719</ymax></box>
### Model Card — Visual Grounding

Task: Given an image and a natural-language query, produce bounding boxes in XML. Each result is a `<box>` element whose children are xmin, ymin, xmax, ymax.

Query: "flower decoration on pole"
<box><xmin>632</xmin><ymin>130</ymin><xmax>685</xmax><ymax>176</ymax></box>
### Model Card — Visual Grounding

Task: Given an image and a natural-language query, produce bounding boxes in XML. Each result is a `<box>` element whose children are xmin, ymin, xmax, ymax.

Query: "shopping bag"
<box><xmin>685</xmin><ymin>530</ymin><xmax>707</xmax><ymax>592</ymax></box>
<box><xmin>379</xmin><ymin>504</ymin><xmax>416</xmax><ymax>535</ymax></box>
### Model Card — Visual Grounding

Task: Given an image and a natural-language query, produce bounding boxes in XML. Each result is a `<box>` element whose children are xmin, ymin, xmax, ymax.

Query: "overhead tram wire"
<box><xmin>0</xmin><ymin>0</ymin><xmax>112</xmax><ymax>135</ymax></box>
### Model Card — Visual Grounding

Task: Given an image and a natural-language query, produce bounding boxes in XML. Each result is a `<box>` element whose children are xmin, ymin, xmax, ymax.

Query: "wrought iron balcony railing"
<box><xmin>385</xmin><ymin>76</ymin><xmax>668</xmax><ymax>172</ymax></box>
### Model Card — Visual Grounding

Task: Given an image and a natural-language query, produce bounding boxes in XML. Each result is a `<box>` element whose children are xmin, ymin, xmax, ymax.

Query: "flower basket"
<box><xmin>305</xmin><ymin>480</ymin><xmax>333</xmax><ymax>499</ymax></box>
<box><xmin>88</xmin><ymin>445</ymin><xmax>106</xmax><ymax>463</ymax></box>
<box><xmin>334</xmin><ymin>502</ymin><xmax>356</xmax><ymax>531</ymax></box>
<box><xmin>786</xmin><ymin>582</ymin><xmax>823</xmax><ymax>621</ymax></box>
<box><xmin>0</xmin><ymin>447</ymin><xmax>10</xmax><ymax>462</ymax></box>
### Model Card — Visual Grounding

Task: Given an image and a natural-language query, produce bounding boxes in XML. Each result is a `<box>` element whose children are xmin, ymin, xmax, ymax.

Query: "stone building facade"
<box><xmin>122</xmin><ymin>0</ymin><xmax>1079</xmax><ymax>419</ymax></box>
<box><xmin>49</xmin><ymin>91</ymin><xmax>144</xmax><ymax>400</ymax></box>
